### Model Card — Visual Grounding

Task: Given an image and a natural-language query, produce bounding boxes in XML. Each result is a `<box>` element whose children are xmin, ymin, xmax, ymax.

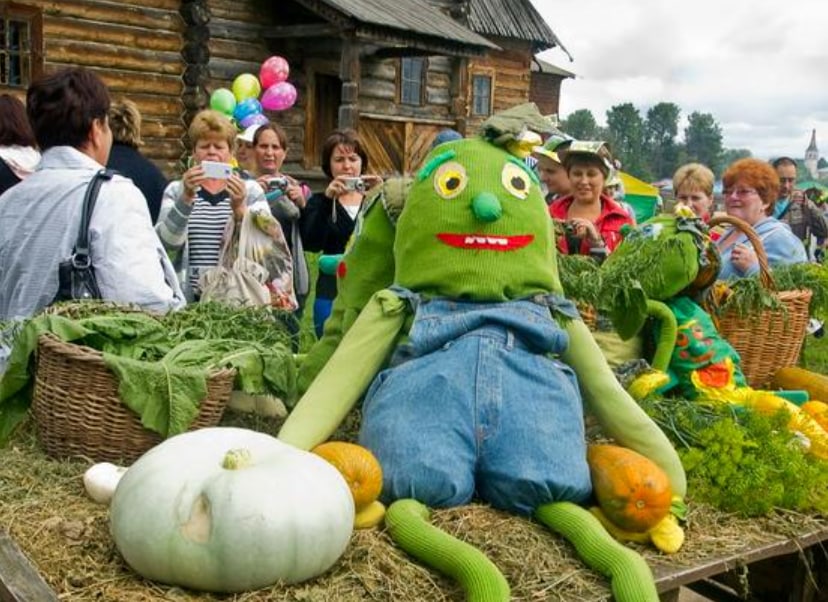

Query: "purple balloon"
<box><xmin>261</xmin><ymin>82</ymin><xmax>297</xmax><ymax>112</ymax></box>
<box><xmin>239</xmin><ymin>113</ymin><xmax>270</xmax><ymax>129</ymax></box>
<box><xmin>259</xmin><ymin>56</ymin><xmax>290</xmax><ymax>90</ymax></box>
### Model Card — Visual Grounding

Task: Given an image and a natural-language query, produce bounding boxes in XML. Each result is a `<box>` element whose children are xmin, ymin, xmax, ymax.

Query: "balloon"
<box><xmin>261</xmin><ymin>82</ymin><xmax>297</xmax><ymax>112</ymax></box>
<box><xmin>209</xmin><ymin>88</ymin><xmax>236</xmax><ymax>115</ymax></box>
<box><xmin>232</xmin><ymin>98</ymin><xmax>262</xmax><ymax>122</ymax></box>
<box><xmin>239</xmin><ymin>113</ymin><xmax>270</xmax><ymax>129</ymax></box>
<box><xmin>259</xmin><ymin>55</ymin><xmax>290</xmax><ymax>89</ymax></box>
<box><xmin>232</xmin><ymin>73</ymin><xmax>261</xmax><ymax>102</ymax></box>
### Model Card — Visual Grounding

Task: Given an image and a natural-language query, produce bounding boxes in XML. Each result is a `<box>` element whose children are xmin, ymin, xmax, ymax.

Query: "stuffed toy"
<box><xmin>601</xmin><ymin>213</ymin><xmax>828</xmax><ymax>460</ymax></box>
<box><xmin>280</xmin><ymin>119</ymin><xmax>686</xmax><ymax>600</ymax></box>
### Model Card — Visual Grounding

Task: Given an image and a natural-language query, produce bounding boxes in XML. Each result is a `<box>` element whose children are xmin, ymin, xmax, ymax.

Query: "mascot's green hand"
<box><xmin>318</xmin><ymin>254</ymin><xmax>343</xmax><ymax>275</ymax></box>
<box><xmin>385</xmin><ymin>499</ymin><xmax>511</xmax><ymax>602</ymax></box>
<box><xmin>535</xmin><ymin>501</ymin><xmax>659</xmax><ymax>602</ymax></box>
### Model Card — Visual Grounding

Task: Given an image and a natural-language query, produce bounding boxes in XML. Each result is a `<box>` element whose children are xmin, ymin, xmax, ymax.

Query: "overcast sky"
<box><xmin>532</xmin><ymin>0</ymin><xmax>827</xmax><ymax>161</ymax></box>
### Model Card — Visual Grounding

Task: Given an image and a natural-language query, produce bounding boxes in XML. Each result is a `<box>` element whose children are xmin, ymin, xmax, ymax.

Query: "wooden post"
<box><xmin>179</xmin><ymin>0</ymin><xmax>211</xmax><ymax>164</ymax></box>
<box><xmin>338</xmin><ymin>37</ymin><xmax>360</xmax><ymax>130</ymax></box>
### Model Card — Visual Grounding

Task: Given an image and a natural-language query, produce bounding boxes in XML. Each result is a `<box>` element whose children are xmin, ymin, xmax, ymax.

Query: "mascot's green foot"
<box><xmin>535</xmin><ymin>501</ymin><xmax>659</xmax><ymax>602</ymax></box>
<box><xmin>384</xmin><ymin>499</ymin><xmax>510</xmax><ymax>602</ymax></box>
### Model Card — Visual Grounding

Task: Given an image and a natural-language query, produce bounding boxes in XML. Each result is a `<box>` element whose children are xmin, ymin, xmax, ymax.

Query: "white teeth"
<box><xmin>463</xmin><ymin>236</ymin><xmax>508</xmax><ymax>245</ymax></box>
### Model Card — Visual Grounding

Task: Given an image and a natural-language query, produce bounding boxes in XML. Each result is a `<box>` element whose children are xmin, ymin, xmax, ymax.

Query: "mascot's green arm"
<box><xmin>647</xmin><ymin>299</ymin><xmax>678</xmax><ymax>373</ymax></box>
<box><xmin>563</xmin><ymin>318</ymin><xmax>687</xmax><ymax>497</ymax></box>
<box><xmin>385</xmin><ymin>499</ymin><xmax>511</xmax><ymax>602</ymax></box>
<box><xmin>535</xmin><ymin>502</ymin><xmax>658</xmax><ymax>602</ymax></box>
<box><xmin>279</xmin><ymin>289</ymin><xmax>407</xmax><ymax>450</ymax></box>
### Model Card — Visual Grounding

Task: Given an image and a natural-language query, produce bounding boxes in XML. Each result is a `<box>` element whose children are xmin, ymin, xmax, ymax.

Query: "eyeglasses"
<box><xmin>723</xmin><ymin>187</ymin><xmax>759</xmax><ymax>198</ymax></box>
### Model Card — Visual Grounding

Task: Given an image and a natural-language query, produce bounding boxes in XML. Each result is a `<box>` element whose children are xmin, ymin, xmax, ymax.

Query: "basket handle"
<box><xmin>709</xmin><ymin>214</ymin><xmax>777</xmax><ymax>292</ymax></box>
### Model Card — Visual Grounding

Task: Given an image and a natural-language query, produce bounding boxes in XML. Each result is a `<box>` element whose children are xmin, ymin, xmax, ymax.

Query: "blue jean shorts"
<box><xmin>358</xmin><ymin>295</ymin><xmax>592</xmax><ymax>515</ymax></box>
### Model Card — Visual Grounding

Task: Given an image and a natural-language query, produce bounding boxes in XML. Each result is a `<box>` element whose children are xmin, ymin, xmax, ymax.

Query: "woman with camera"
<box><xmin>548</xmin><ymin>141</ymin><xmax>633</xmax><ymax>260</ymax></box>
<box><xmin>251</xmin><ymin>123</ymin><xmax>311</xmax><ymax>314</ymax></box>
<box><xmin>301</xmin><ymin>128</ymin><xmax>381</xmax><ymax>338</ymax></box>
<box><xmin>155</xmin><ymin>109</ymin><xmax>268</xmax><ymax>301</ymax></box>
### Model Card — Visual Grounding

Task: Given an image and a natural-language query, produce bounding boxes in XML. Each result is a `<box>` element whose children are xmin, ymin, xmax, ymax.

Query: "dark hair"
<box><xmin>320</xmin><ymin>128</ymin><xmax>368</xmax><ymax>179</ymax></box>
<box><xmin>563</xmin><ymin>152</ymin><xmax>610</xmax><ymax>178</ymax></box>
<box><xmin>26</xmin><ymin>67</ymin><xmax>110</xmax><ymax>151</ymax></box>
<box><xmin>252</xmin><ymin>122</ymin><xmax>288</xmax><ymax>150</ymax></box>
<box><xmin>771</xmin><ymin>156</ymin><xmax>797</xmax><ymax>169</ymax></box>
<box><xmin>0</xmin><ymin>94</ymin><xmax>37</xmax><ymax>147</ymax></box>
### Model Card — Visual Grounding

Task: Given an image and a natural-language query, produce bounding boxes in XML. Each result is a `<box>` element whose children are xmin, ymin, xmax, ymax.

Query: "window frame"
<box><xmin>398</xmin><ymin>57</ymin><xmax>427</xmax><ymax>107</ymax></box>
<box><xmin>470</xmin><ymin>70</ymin><xmax>494</xmax><ymax>117</ymax></box>
<box><xmin>0</xmin><ymin>2</ymin><xmax>43</xmax><ymax>90</ymax></box>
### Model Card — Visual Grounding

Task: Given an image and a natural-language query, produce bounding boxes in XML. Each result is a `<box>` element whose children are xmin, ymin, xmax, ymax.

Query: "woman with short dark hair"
<box><xmin>301</xmin><ymin>128</ymin><xmax>382</xmax><ymax>337</ymax></box>
<box><xmin>0</xmin><ymin>94</ymin><xmax>40</xmax><ymax>195</ymax></box>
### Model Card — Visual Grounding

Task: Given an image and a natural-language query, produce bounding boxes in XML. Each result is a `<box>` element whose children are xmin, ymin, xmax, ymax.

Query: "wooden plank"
<box><xmin>0</xmin><ymin>530</ymin><xmax>58</xmax><ymax>602</ymax></box>
<box><xmin>652</xmin><ymin>529</ymin><xmax>828</xmax><ymax>593</ymax></box>
<box><xmin>38</xmin><ymin>1</ymin><xmax>179</xmax><ymax>31</ymax></box>
<box><xmin>44</xmin><ymin>40</ymin><xmax>181</xmax><ymax>74</ymax></box>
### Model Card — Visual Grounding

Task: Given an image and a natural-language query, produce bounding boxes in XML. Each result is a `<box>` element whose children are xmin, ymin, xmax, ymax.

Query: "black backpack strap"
<box><xmin>73</xmin><ymin>169</ymin><xmax>114</xmax><ymax>267</ymax></box>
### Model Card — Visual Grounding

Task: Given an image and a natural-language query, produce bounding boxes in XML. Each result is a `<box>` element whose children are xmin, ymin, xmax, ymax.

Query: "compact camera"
<box><xmin>266</xmin><ymin>176</ymin><xmax>290</xmax><ymax>192</ymax></box>
<box><xmin>343</xmin><ymin>177</ymin><xmax>366</xmax><ymax>193</ymax></box>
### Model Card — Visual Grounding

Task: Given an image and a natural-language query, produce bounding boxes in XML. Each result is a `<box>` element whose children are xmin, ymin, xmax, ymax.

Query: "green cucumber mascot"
<box><xmin>280</xmin><ymin>125</ymin><xmax>686</xmax><ymax>601</ymax></box>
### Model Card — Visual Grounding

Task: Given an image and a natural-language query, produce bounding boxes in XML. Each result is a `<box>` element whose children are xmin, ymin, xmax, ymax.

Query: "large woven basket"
<box><xmin>708</xmin><ymin>215</ymin><xmax>812</xmax><ymax>388</ymax></box>
<box><xmin>32</xmin><ymin>333</ymin><xmax>235</xmax><ymax>463</ymax></box>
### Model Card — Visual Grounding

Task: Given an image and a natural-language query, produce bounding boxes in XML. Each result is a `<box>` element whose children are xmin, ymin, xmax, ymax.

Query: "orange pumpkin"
<box><xmin>587</xmin><ymin>444</ymin><xmax>672</xmax><ymax>533</ymax></box>
<box><xmin>312</xmin><ymin>441</ymin><xmax>383</xmax><ymax>510</ymax></box>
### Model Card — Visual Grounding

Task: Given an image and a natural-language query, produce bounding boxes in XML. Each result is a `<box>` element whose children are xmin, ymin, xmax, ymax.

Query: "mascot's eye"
<box><xmin>692</xmin><ymin>326</ymin><xmax>705</xmax><ymax>340</ymax></box>
<box><xmin>501</xmin><ymin>163</ymin><xmax>531</xmax><ymax>199</ymax></box>
<box><xmin>433</xmin><ymin>161</ymin><xmax>468</xmax><ymax>199</ymax></box>
<box><xmin>676</xmin><ymin>332</ymin><xmax>689</xmax><ymax>348</ymax></box>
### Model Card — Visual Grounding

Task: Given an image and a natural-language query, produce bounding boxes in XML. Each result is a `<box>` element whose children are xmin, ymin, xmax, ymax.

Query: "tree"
<box><xmin>605</xmin><ymin>103</ymin><xmax>649</xmax><ymax>179</ymax></box>
<box><xmin>644</xmin><ymin>102</ymin><xmax>680</xmax><ymax>179</ymax></box>
<box><xmin>721</xmin><ymin>148</ymin><xmax>752</xmax><ymax>169</ymax></box>
<box><xmin>560</xmin><ymin>109</ymin><xmax>599</xmax><ymax>140</ymax></box>
<box><xmin>683</xmin><ymin>112</ymin><xmax>724</xmax><ymax>175</ymax></box>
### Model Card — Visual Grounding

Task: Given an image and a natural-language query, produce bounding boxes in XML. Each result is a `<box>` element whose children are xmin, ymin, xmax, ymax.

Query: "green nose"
<box><xmin>471</xmin><ymin>192</ymin><xmax>502</xmax><ymax>222</ymax></box>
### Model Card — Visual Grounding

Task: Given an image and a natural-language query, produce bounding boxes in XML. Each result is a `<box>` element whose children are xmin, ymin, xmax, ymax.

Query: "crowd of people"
<box><xmin>0</xmin><ymin>65</ymin><xmax>825</xmax><ymax>344</ymax></box>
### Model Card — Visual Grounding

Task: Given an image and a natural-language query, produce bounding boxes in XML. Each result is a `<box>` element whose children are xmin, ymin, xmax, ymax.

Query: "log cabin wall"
<box><xmin>530</xmin><ymin>72</ymin><xmax>564</xmax><ymax>118</ymax></box>
<box><xmin>0</xmin><ymin>0</ymin><xmax>187</xmax><ymax>177</ymax></box>
<box><xmin>465</xmin><ymin>37</ymin><xmax>532</xmax><ymax>135</ymax></box>
<box><xmin>359</xmin><ymin>54</ymin><xmax>462</xmax><ymax>177</ymax></box>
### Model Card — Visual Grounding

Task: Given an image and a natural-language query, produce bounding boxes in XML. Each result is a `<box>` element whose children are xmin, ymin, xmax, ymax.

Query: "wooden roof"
<box><xmin>531</xmin><ymin>57</ymin><xmax>575</xmax><ymax>78</ymax></box>
<box><xmin>303</xmin><ymin>0</ymin><xmax>499</xmax><ymax>56</ymax></box>
<box><xmin>466</xmin><ymin>0</ymin><xmax>571</xmax><ymax>57</ymax></box>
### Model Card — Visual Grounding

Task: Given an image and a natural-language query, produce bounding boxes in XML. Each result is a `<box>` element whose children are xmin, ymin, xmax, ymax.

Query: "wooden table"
<box><xmin>654</xmin><ymin>528</ymin><xmax>828</xmax><ymax>602</ymax></box>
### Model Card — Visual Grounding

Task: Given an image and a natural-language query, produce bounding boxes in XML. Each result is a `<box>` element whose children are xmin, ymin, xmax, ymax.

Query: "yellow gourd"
<box><xmin>773</xmin><ymin>366</ymin><xmax>828</xmax><ymax>403</ymax></box>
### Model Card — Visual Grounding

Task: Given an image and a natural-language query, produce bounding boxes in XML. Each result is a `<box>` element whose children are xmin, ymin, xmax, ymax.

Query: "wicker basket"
<box><xmin>576</xmin><ymin>302</ymin><xmax>598</xmax><ymax>330</ymax></box>
<box><xmin>708</xmin><ymin>215</ymin><xmax>812</xmax><ymax>388</ymax></box>
<box><xmin>32</xmin><ymin>333</ymin><xmax>235</xmax><ymax>463</ymax></box>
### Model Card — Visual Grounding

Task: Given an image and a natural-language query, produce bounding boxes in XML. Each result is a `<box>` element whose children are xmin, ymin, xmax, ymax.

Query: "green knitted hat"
<box><xmin>394</xmin><ymin>136</ymin><xmax>558</xmax><ymax>301</ymax></box>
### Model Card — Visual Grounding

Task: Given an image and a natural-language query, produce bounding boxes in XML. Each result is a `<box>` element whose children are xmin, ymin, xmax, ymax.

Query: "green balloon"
<box><xmin>210</xmin><ymin>88</ymin><xmax>236</xmax><ymax>115</ymax></box>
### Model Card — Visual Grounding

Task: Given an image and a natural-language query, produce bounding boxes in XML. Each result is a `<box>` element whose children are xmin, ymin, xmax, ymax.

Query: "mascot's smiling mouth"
<box><xmin>437</xmin><ymin>233</ymin><xmax>534</xmax><ymax>251</ymax></box>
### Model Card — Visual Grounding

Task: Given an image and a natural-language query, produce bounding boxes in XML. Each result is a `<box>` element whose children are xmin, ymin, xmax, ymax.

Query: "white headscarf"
<box><xmin>0</xmin><ymin>145</ymin><xmax>41</xmax><ymax>180</ymax></box>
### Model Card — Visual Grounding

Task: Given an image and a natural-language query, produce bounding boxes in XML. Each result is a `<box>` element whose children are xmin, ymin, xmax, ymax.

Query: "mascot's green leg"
<box><xmin>385</xmin><ymin>499</ymin><xmax>511</xmax><ymax>602</ymax></box>
<box><xmin>535</xmin><ymin>501</ymin><xmax>659</xmax><ymax>602</ymax></box>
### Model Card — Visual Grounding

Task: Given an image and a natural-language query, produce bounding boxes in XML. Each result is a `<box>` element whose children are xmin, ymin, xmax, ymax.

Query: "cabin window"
<box><xmin>471</xmin><ymin>74</ymin><xmax>492</xmax><ymax>116</ymax></box>
<box><xmin>400</xmin><ymin>57</ymin><xmax>426</xmax><ymax>106</ymax></box>
<box><xmin>0</xmin><ymin>4</ymin><xmax>42</xmax><ymax>88</ymax></box>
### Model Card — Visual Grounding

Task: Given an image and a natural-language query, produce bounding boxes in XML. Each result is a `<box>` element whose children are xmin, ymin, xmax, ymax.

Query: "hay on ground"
<box><xmin>2</xmin><ymin>415</ymin><xmax>827</xmax><ymax>602</ymax></box>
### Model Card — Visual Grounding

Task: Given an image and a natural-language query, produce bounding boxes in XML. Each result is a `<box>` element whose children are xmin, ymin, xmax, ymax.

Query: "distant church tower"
<box><xmin>805</xmin><ymin>129</ymin><xmax>819</xmax><ymax>179</ymax></box>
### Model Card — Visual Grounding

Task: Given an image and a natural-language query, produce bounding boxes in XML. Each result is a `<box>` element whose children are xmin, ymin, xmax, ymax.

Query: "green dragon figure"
<box><xmin>281</xmin><ymin>127</ymin><xmax>686</xmax><ymax>600</ymax></box>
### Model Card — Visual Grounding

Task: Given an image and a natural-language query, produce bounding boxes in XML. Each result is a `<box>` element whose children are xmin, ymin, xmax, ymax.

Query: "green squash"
<box><xmin>110</xmin><ymin>427</ymin><xmax>354</xmax><ymax>593</ymax></box>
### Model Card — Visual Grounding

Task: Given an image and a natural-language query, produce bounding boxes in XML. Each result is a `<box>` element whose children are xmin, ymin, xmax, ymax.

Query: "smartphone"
<box><xmin>201</xmin><ymin>160</ymin><xmax>233</xmax><ymax>179</ymax></box>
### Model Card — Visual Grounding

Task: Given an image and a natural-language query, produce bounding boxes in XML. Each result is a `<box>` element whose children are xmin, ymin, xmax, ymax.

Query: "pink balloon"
<box><xmin>261</xmin><ymin>82</ymin><xmax>297</xmax><ymax>111</ymax></box>
<box><xmin>259</xmin><ymin>56</ymin><xmax>290</xmax><ymax>89</ymax></box>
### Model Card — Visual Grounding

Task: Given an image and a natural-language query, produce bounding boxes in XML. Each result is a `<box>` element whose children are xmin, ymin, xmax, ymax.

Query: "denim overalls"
<box><xmin>358</xmin><ymin>290</ymin><xmax>592</xmax><ymax>515</ymax></box>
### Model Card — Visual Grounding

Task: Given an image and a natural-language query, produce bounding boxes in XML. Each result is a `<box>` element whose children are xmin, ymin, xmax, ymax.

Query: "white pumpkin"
<box><xmin>110</xmin><ymin>427</ymin><xmax>354</xmax><ymax>593</ymax></box>
<box><xmin>83</xmin><ymin>462</ymin><xmax>127</xmax><ymax>504</ymax></box>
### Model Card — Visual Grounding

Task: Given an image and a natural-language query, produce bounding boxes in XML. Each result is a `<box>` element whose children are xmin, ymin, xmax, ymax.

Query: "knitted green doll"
<box><xmin>280</xmin><ymin>133</ymin><xmax>685</xmax><ymax>601</ymax></box>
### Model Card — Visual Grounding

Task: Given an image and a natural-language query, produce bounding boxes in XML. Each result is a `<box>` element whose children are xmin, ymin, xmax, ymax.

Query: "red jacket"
<box><xmin>549</xmin><ymin>194</ymin><xmax>634</xmax><ymax>255</ymax></box>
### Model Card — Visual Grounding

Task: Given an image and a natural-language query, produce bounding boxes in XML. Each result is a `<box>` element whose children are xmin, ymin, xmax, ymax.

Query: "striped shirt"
<box><xmin>187</xmin><ymin>188</ymin><xmax>232</xmax><ymax>292</ymax></box>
